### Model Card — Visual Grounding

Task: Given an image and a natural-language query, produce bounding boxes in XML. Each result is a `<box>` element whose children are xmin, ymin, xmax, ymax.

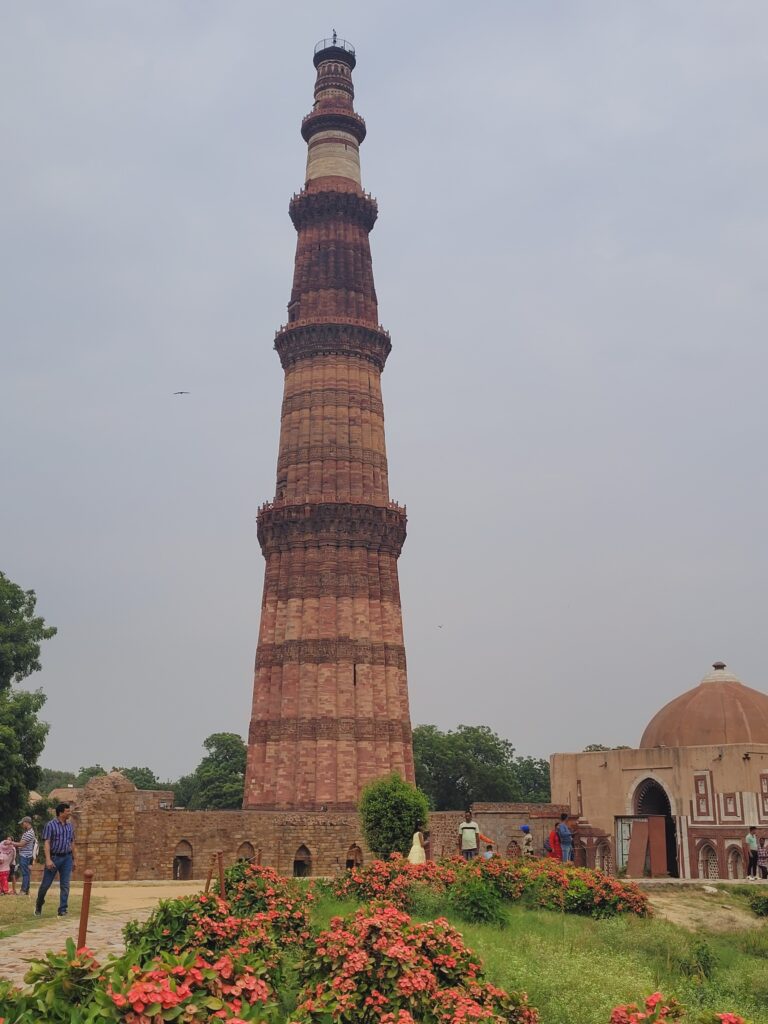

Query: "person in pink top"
<box><xmin>0</xmin><ymin>839</ymin><xmax>15</xmax><ymax>894</ymax></box>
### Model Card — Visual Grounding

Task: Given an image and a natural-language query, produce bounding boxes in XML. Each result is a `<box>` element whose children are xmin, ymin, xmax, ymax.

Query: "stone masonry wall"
<box><xmin>67</xmin><ymin>773</ymin><xmax>571</xmax><ymax>880</ymax></box>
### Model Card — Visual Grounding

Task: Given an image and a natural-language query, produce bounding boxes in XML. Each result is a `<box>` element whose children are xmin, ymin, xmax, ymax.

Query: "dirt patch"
<box><xmin>647</xmin><ymin>887</ymin><xmax>763</xmax><ymax>932</ymax></box>
<box><xmin>88</xmin><ymin>882</ymin><xmax>202</xmax><ymax>914</ymax></box>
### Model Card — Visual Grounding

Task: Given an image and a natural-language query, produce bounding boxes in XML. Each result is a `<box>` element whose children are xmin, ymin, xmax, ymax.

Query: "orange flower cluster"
<box><xmin>609</xmin><ymin>992</ymin><xmax>746</xmax><ymax>1024</ymax></box>
<box><xmin>293</xmin><ymin>903</ymin><xmax>539</xmax><ymax>1024</ymax></box>
<box><xmin>331</xmin><ymin>853</ymin><xmax>651</xmax><ymax>919</ymax></box>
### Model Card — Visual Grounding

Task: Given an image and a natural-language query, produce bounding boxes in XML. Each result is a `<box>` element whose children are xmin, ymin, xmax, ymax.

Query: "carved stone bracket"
<box><xmin>257</xmin><ymin>501</ymin><xmax>407</xmax><ymax>556</ymax></box>
<box><xmin>255</xmin><ymin>639</ymin><xmax>407</xmax><ymax>670</ymax></box>
<box><xmin>290</xmin><ymin>190</ymin><xmax>378</xmax><ymax>231</ymax></box>
<box><xmin>275</xmin><ymin>322</ymin><xmax>391</xmax><ymax>370</ymax></box>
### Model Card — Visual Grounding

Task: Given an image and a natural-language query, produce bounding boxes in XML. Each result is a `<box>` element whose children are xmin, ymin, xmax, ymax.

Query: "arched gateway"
<box><xmin>633</xmin><ymin>778</ymin><xmax>679</xmax><ymax>877</ymax></box>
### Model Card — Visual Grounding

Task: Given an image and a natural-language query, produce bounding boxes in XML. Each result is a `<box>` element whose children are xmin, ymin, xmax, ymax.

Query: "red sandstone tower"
<box><xmin>244</xmin><ymin>37</ymin><xmax>415</xmax><ymax>811</ymax></box>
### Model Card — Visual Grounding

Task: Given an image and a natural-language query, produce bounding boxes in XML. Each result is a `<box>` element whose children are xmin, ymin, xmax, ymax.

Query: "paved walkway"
<box><xmin>0</xmin><ymin>881</ymin><xmax>201</xmax><ymax>989</ymax></box>
<box><xmin>0</xmin><ymin>907</ymin><xmax>144</xmax><ymax>987</ymax></box>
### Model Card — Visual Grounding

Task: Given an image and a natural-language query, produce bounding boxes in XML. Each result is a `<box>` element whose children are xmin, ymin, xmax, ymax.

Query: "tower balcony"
<box><xmin>301</xmin><ymin>107</ymin><xmax>366</xmax><ymax>145</ymax></box>
<box><xmin>313</xmin><ymin>36</ymin><xmax>356</xmax><ymax>69</ymax></box>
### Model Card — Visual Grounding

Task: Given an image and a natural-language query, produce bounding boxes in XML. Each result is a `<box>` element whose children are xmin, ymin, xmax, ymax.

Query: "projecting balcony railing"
<box><xmin>314</xmin><ymin>36</ymin><xmax>355</xmax><ymax>56</ymax></box>
<box><xmin>258</xmin><ymin>498</ymin><xmax>406</xmax><ymax>514</ymax></box>
<box><xmin>275</xmin><ymin>317</ymin><xmax>390</xmax><ymax>337</ymax></box>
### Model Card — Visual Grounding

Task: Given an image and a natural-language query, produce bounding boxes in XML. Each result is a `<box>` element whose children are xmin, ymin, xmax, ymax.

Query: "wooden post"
<box><xmin>77</xmin><ymin>870</ymin><xmax>94</xmax><ymax>950</ymax></box>
<box><xmin>257</xmin><ymin>848</ymin><xmax>262</xmax><ymax>866</ymax></box>
<box><xmin>217</xmin><ymin>850</ymin><xmax>226</xmax><ymax>899</ymax></box>
<box><xmin>204</xmin><ymin>853</ymin><xmax>217</xmax><ymax>894</ymax></box>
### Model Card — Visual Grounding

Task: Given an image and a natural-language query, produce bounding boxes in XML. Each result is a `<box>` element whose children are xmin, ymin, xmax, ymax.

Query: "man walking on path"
<box><xmin>12</xmin><ymin>816</ymin><xmax>36</xmax><ymax>896</ymax></box>
<box><xmin>35</xmin><ymin>803</ymin><xmax>76</xmax><ymax>917</ymax></box>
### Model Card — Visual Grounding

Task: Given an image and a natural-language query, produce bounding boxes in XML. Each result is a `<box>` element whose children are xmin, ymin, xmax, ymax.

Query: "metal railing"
<box><xmin>314</xmin><ymin>34</ymin><xmax>355</xmax><ymax>56</ymax></box>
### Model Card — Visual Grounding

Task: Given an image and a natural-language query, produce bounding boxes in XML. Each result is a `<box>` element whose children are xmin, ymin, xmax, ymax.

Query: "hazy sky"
<box><xmin>3</xmin><ymin>2</ymin><xmax>767</xmax><ymax>780</ymax></box>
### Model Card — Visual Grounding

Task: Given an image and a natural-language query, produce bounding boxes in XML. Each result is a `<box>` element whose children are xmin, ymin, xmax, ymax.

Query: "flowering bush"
<box><xmin>216</xmin><ymin>861</ymin><xmax>313</xmax><ymax>942</ymax></box>
<box><xmin>293</xmin><ymin>903</ymin><xmax>539</xmax><ymax>1024</ymax></box>
<box><xmin>329</xmin><ymin>854</ymin><xmax>651</xmax><ymax>920</ymax></box>
<box><xmin>99</xmin><ymin>948</ymin><xmax>280</xmax><ymax>1023</ymax></box>
<box><xmin>608</xmin><ymin>993</ymin><xmax>748</xmax><ymax>1024</ymax></box>
<box><xmin>125</xmin><ymin>866</ymin><xmax>313</xmax><ymax>961</ymax></box>
<box><xmin>329</xmin><ymin>854</ymin><xmax>456</xmax><ymax>909</ymax></box>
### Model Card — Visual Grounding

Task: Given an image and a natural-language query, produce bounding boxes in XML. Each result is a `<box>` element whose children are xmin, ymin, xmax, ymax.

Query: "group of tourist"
<box><xmin>405</xmin><ymin>810</ymin><xmax>574</xmax><ymax>865</ymax></box>
<box><xmin>0</xmin><ymin>802</ymin><xmax>76</xmax><ymax>916</ymax></box>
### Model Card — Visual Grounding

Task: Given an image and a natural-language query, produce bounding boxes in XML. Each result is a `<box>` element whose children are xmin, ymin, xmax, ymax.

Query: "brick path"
<box><xmin>0</xmin><ymin>906</ymin><xmax>148</xmax><ymax>988</ymax></box>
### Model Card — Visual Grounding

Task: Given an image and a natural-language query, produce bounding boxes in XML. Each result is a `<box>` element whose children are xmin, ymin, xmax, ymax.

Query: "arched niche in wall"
<box><xmin>293</xmin><ymin>844</ymin><xmax>312</xmax><ymax>878</ymax></box>
<box><xmin>173</xmin><ymin>840</ymin><xmax>193</xmax><ymax>880</ymax></box>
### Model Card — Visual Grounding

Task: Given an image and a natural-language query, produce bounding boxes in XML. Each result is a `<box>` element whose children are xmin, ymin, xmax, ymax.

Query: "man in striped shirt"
<box><xmin>34</xmin><ymin>803</ymin><xmax>76</xmax><ymax>917</ymax></box>
<box><xmin>12</xmin><ymin>816</ymin><xmax>36</xmax><ymax>895</ymax></box>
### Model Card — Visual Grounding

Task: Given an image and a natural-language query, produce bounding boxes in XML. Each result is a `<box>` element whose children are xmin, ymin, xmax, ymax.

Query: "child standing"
<box><xmin>0</xmin><ymin>839</ymin><xmax>15</xmax><ymax>894</ymax></box>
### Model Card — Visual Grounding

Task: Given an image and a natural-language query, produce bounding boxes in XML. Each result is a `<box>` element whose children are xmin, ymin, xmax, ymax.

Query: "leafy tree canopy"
<box><xmin>413</xmin><ymin>724</ymin><xmax>550</xmax><ymax>810</ymax></box>
<box><xmin>37</xmin><ymin>768</ymin><xmax>77</xmax><ymax>795</ymax></box>
<box><xmin>75</xmin><ymin>765</ymin><xmax>107</xmax><ymax>786</ymax></box>
<box><xmin>184</xmin><ymin>732</ymin><xmax>247</xmax><ymax>810</ymax></box>
<box><xmin>0</xmin><ymin>572</ymin><xmax>57</xmax><ymax>691</ymax></box>
<box><xmin>359</xmin><ymin>773</ymin><xmax>430</xmax><ymax>858</ymax></box>
<box><xmin>0</xmin><ymin>572</ymin><xmax>55</xmax><ymax>835</ymax></box>
<box><xmin>583</xmin><ymin>744</ymin><xmax>631</xmax><ymax>752</ymax></box>
<box><xmin>114</xmin><ymin>766</ymin><xmax>162</xmax><ymax>790</ymax></box>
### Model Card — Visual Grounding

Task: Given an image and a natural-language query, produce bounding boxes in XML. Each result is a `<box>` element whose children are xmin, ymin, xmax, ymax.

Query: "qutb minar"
<box><xmin>244</xmin><ymin>37</ymin><xmax>415</xmax><ymax>811</ymax></box>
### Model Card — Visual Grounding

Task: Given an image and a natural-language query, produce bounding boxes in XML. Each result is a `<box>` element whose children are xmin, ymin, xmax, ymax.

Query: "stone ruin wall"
<box><xmin>64</xmin><ymin>774</ymin><xmax>589</xmax><ymax>881</ymax></box>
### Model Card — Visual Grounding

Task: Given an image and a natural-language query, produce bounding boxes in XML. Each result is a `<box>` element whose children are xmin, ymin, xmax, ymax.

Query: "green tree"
<box><xmin>170</xmin><ymin>773</ymin><xmax>198</xmax><ymax>808</ymax></box>
<box><xmin>413</xmin><ymin>725</ymin><xmax>551</xmax><ymax>809</ymax></box>
<box><xmin>187</xmin><ymin>733</ymin><xmax>246</xmax><ymax>810</ymax></box>
<box><xmin>511</xmin><ymin>756</ymin><xmax>551</xmax><ymax>802</ymax></box>
<box><xmin>359</xmin><ymin>773</ymin><xmax>429</xmax><ymax>858</ymax></box>
<box><xmin>413</xmin><ymin>724</ymin><xmax>521</xmax><ymax>810</ymax></box>
<box><xmin>0</xmin><ymin>689</ymin><xmax>49</xmax><ymax>835</ymax></box>
<box><xmin>37</xmin><ymin>768</ymin><xmax>77</xmax><ymax>795</ymax></box>
<box><xmin>75</xmin><ymin>765</ymin><xmax>107</xmax><ymax>786</ymax></box>
<box><xmin>0</xmin><ymin>571</ymin><xmax>57</xmax><ymax>690</ymax></box>
<box><xmin>583</xmin><ymin>744</ymin><xmax>610</xmax><ymax>752</ymax></box>
<box><xmin>0</xmin><ymin>572</ymin><xmax>56</xmax><ymax>836</ymax></box>
<box><xmin>114</xmin><ymin>766</ymin><xmax>161</xmax><ymax>790</ymax></box>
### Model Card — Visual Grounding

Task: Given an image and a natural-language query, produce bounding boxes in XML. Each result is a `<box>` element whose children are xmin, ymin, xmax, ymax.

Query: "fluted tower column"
<box><xmin>244</xmin><ymin>38</ymin><xmax>415</xmax><ymax>811</ymax></box>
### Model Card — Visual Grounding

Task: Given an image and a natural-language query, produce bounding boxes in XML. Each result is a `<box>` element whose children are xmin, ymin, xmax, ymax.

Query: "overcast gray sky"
<box><xmin>3</xmin><ymin>2</ymin><xmax>767</xmax><ymax>780</ymax></box>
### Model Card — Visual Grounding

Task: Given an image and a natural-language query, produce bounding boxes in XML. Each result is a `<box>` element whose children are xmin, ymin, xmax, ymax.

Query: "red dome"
<box><xmin>640</xmin><ymin>663</ymin><xmax>768</xmax><ymax>748</ymax></box>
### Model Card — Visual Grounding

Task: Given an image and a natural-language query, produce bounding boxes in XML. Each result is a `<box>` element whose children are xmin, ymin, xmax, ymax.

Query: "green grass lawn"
<box><xmin>311</xmin><ymin>893</ymin><xmax>768</xmax><ymax>1024</ymax></box>
<box><xmin>0</xmin><ymin>892</ymin><xmax>88</xmax><ymax>940</ymax></box>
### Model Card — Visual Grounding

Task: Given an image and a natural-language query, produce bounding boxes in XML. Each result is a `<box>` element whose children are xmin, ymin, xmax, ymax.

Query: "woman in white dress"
<box><xmin>407</xmin><ymin>824</ymin><xmax>427</xmax><ymax>865</ymax></box>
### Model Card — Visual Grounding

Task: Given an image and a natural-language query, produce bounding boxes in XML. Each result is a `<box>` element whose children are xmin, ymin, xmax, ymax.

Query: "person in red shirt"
<box><xmin>547</xmin><ymin>823</ymin><xmax>562</xmax><ymax>861</ymax></box>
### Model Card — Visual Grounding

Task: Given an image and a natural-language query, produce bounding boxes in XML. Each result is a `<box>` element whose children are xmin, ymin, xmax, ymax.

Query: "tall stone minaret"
<box><xmin>244</xmin><ymin>37</ymin><xmax>414</xmax><ymax>811</ymax></box>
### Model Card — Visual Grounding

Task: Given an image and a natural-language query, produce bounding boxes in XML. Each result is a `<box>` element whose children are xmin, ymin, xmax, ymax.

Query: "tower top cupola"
<box><xmin>313</xmin><ymin>33</ymin><xmax>356</xmax><ymax>69</ymax></box>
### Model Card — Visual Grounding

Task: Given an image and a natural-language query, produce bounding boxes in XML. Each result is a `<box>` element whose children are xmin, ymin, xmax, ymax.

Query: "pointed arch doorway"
<box><xmin>633</xmin><ymin>778</ymin><xmax>679</xmax><ymax>877</ymax></box>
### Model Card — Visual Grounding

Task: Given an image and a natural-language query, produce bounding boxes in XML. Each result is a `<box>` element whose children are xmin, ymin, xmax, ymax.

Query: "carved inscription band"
<box><xmin>248</xmin><ymin>716</ymin><xmax>411</xmax><ymax>743</ymax></box>
<box><xmin>257</xmin><ymin>501</ymin><xmax>407</xmax><ymax>556</ymax></box>
<box><xmin>282</xmin><ymin>388</ymin><xmax>384</xmax><ymax>418</ymax></box>
<box><xmin>277</xmin><ymin>444</ymin><xmax>388</xmax><ymax>475</ymax></box>
<box><xmin>290</xmin><ymin>190</ymin><xmax>378</xmax><ymax>232</ymax></box>
<box><xmin>264</xmin><ymin>566</ymin><xmax>401</xmax><ymax>602</ymax></box>
<box><xmin>255</xmin><ymin>639</ymin><xmax>407</xmax><ymax>670</ymax></box>
<box><xmin>275</xmin><ymin>323</ymin><xmax>391</xmax><ymax>370</ymax></box>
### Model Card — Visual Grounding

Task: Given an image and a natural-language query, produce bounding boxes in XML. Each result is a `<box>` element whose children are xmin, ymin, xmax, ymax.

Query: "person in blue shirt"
<box><xmin>35</xmin><ymin>803</ymin><xmax>76</xmax><ymax>917</ymax></box>
<box><xmin>556</xmin><ymin>812</ymin><xmax>574</xmax><ymax>863</ymax></box>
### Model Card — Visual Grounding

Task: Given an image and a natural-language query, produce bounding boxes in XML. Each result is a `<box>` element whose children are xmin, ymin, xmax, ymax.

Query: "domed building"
<box><xmin>550</xmin><ymin>663</ymin><xmax>768</xmax><ymax>879</ymax></box>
